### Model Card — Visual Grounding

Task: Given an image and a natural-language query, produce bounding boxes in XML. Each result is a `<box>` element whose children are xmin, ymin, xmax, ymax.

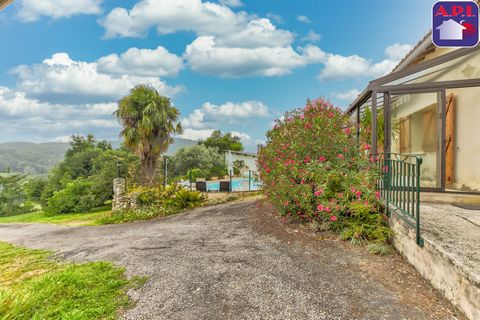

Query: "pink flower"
<box><xmin>303</xmin><ymin>156</ymin><xmax>311</xmax><ymax>163</ymax></box>
<box><xmin>325</xmin><ymin>206</ymin><xmax>331</xmax><ymax>213</ymax></box>
<box><xmin>283</xmin><ymin>201</ymin><xmax>289</xmax><ymax>207</ymax></box>
<box><xmin>336</xmin><ymin>154</ymin><xmax>344</xmax><ymax>159</ymax></box>
<box><xmin>356</xmin><ymin>190</ymin><xmax>362</xmax><ymax>198</ymax></box>
<box><xmin>314</xmin><ymin>188</ymin><xmax>324</xmax><ymax>197</ymax></box>
<box><xmin>364</xmin><ymin>143</ymin><xmax>371</xmax><ymax>150</ymax></box>
<box><xmin>318</xmin><ymin>156</ymin><xmax>326</xmax><ymax>162</ymax></box>
<box><xmin>344</xmin><ymin>127</ymin><xmax>351</xmax><ymax>135</ymax></box>
<box><xmin>375</xmin><ymin>191</ymin><xmax>380</xmax><ymax>199</ymax></box>
<box><xmin>317</xmin><ymin>204</ymin><xmax>324</xmax><ymax>211</ymax></box>
<box><xmin>300</xmin><ymin>114</ymin><xmax>305</xmax><ymax>120</ymax></box>
<box><xmin>330</xmin><ymin>215</ymin><xmax>337</xmax><ymax>222</ymax></box>
<box><xmin>351</xmin><ymin>187</ymin><xmax>356</xmax><ymax>193</ymax></box>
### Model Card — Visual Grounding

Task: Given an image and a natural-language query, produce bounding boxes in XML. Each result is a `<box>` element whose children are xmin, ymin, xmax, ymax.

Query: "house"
<box><xmin>348</xmin><ymin>33</ymin><xmax>480</xmax><ymax>194</ymax></box>
<box><xmin>347</xmin><ymin>30</ymin><xmax>480</xmax><ymax>320</ymax></box>
<box><xmin>224</xmin><ymin>150</ymin><xmax>258</xmax><ymax>176</ymax></box>
<box><xmin>436</xmin><ymin>19</ymin><xmax>466</xmax><ymax>40</ymax></box>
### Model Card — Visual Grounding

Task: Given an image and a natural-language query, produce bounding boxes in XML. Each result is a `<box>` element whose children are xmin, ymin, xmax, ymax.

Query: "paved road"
<box><xmin>0</xmin><ymin>200</ymin><xmax>462</xmax><ymax>320</ymax></box>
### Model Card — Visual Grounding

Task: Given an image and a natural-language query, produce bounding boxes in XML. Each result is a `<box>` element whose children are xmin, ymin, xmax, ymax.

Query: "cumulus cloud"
<box><xmin>100</xmin><ymin>0</ymin><xmax>249</xmax><ymax>38</ymax></box>
<box><xmin>97</xmin><ymin>46</ymin><xmax>183</xmax><ymax>77</ymax></box>
<box><xmin>178</xmin><ymin>128</ymin><xmax>215</xmax><ymax>141</ymax></box>
<box><xmin>316</xmin><ymin>44</ymin><xmax>412</xmax><ymax>81</ymax></box>
<box><xmin>297</xmin><ymin>15</ymin><xmax>312</xmax><ymax>23</ymax></box>
<box><xmin>332</xmin><ymin>89</ymin><xmax>361</xmax><ymax>101</ymax></box>
<box><xmin>185</xmin><ymin>36</ymin><xmax>306</xmax><ymax>77</ymax></box>
<box><xmin>385</xmin><ymin>43</ymin><xmax>413</xmax><ymax>61</ymax></box>
<box><xmin>17</xmin><ymin>0</ymin><xmax>103</xmax><ymax>22</ymax></box>
<box><xmin>180</xmin><ymin>100</ymin><xmax>268</xmax><ymax>142</ymax></box>
<box><xmin>0</xmin><ymin>86</ymin><xmax>120</xmax><ymax>141</ymax></box>
<box><xmin>11</xmin><ymin>52</ymin><xmax>183</xmax><ymax>103</ymax></box>
<box><xmin>182</xmin><ymin>100</ymin><xmax>269</xmax><ymax>129</ymax></box>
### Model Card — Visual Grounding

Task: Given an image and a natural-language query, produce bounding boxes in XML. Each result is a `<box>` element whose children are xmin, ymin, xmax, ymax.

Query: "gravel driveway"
<box><xmin>0</xmin><ymin>200</ymin><xmax>463</xmax><ymax>320</ymax></box>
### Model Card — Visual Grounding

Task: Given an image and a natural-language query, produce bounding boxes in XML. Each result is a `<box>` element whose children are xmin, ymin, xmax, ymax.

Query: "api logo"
<box><xmin>432</xmin><ymin>1</ymin><xmax>479</xmax><ymax>47</ymax></box>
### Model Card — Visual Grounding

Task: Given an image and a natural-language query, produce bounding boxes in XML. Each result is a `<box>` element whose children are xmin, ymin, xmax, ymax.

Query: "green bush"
<box><xmin>134</xmin><ymin>184</ymin><xmax>206</xmax><ymax>209</ymax></box>
<box><xmin>45</xmin><ymin>178</ymin><xmax>103</xmax><ymax>215</ymax></box>
<box><xmin>173</xmin><ymin>189</ymin><xmax>207</xmax><ymax>209</ymax></box>
<box><xmin>258</xmin><ymin>98</ymin><xmax>390</xmax><ymax>244</ymax></box>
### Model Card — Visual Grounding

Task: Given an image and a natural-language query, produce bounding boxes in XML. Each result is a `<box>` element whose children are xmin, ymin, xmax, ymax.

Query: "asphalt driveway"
<box><xmin>0</xmin><ymin>200</ymin><xmax>463</xmax><ymax>320</ymax></box>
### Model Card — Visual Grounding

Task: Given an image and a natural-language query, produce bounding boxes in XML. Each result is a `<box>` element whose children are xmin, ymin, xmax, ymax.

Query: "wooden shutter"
<box><xmin>445</xmin><ymin>94</ymin><xmax>455</xmax><ymax>186</ymax></box>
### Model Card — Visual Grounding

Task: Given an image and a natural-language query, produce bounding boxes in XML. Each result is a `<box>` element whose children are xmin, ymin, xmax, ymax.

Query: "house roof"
<box><xmin>0</xmin><ymin>0</ymin><xmax>14</xmax><ymax>11</ymax></box>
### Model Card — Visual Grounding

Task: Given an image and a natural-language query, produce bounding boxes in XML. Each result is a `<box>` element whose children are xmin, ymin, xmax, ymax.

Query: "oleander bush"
<box><xmin>258</xmin><ymin>98</ymin><xmax>390</xmax><ymax>244</ymax></box>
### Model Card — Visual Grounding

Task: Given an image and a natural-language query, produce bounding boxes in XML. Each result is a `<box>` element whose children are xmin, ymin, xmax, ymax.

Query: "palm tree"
<box><xmin>115</xmin><ymin>85</ymin><xmax>183</xmax><ymax>185</ymax></box>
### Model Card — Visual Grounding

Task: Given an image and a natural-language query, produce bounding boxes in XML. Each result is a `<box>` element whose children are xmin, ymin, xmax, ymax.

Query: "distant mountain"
<box><xmin>0</xmin><ymin>138</ymin><xmax>198</xmax><ymax>175</ymax></box>
<box><xmin>0</xmin><ymin>142</ymin><xmax>70</xmax><ymax>175</ymax></box>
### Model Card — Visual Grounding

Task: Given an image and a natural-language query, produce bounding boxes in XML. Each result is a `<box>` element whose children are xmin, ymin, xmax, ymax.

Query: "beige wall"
<box><xmin>389</xmin><ymin>49</ymin><xmax>480</xmax><ymax>191</ymax></box>
<box><xmin>447</xmin><ymin>87</ymin><xmax>480</xmax><ymax>192</ymax></box>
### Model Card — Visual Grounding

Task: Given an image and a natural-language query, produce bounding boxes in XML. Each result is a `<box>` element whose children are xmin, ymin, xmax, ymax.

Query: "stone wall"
<box><xmin>112</xmin><ymin>178</ymin><xmax>138</xmax><ymax>213</ymax></box>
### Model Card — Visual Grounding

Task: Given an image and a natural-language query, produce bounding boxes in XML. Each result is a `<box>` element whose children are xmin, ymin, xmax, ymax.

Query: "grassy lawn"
<box><xmin>0</xmin><ymin>241</ymin><xmax>145</xmax><ymax>320</ymax></box>
<box><xmin>0</xmin><ymin>206</ymin><xmax>111</xmax><ymax>226</ymax></box>
<box><xmin>0</xmin><ymin>192</ymin><xmax>264</xmax><ymax>226</ymax></box>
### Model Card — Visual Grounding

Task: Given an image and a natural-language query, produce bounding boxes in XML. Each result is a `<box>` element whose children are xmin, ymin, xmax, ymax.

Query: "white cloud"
<box><xmin>180</xmin><ymin>101</ymin><xmax>268</xmax><ymax>142</ymax></box>
<box><xmin>215</xmin><ymin>19</ymin><xmax>294</xmax><ymax>48</ymax></box>
<box><xmin>301</xmin><ymin>30</ymin><xmax>321</xmax><ymax>42</ymax></box>
<box><xmin>231</xmin><ymin>131</ymin><xmax>251</xmax><ymax>142</ymax></box>
<box><xmin>220</xmin><ymin>0</ymin><xmax>243</xmax><ymax>7</ymax></box>
<box><xmin>182</xmin><ymin>100</ymin><xmax>269</xmax><ymax>129</ymax></box>
<box><xmin>0</xmin><ymin>86</ymin><xmax>121</xmax><ymax>141</ymax></box>
<box><xmin>316</xmin><ymin>43</ymin><xmax>412</xmax><ymax>81</ymax></box>
<box><xmin>100</xmin><ymin>0</ymin><xmax>249</xmax><ymax>38</ymax></box>
<box><xmin>185</xmin><ymin>36</ymin><xmax>306</xmax><ymax>77</ymax></box>
<box><xmin>332</xmin><ymin>89</ymin><xmax>361</xmax><ymax>101</ymax></box>
<box><xmin>17</xmin><ymin>0</ymin><xmax>103</xmax><ymax>22</ymax></box>
<box><xmin>179</xmin><ymin>128</ymin><xmax>215</xmax><ymax>141</ymax></box>
<box><xmin>385</xmin><ymin>43</ymin><xmax>413</xmax><ymax>61</ymax></box>
<box><xmin>97</xmin><ymin>46</ymin><xmax>183</xmax><ymax>77</ymax></box>
<box><xmin>11</xmin><ymin>52</ymin><xmax>183</xmax><ymax>103</ymax></box>
<box><xmin>297</xmin><ymin>15</ymin><xmax>312</xmax><ymax>23</ymax></box>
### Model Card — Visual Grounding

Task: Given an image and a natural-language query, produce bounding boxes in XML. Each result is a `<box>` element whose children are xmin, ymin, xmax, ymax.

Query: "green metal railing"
<box><xmin>376</xmin><ymin>153</ymin><xmax>424</xmax><ymax>246</ymax></box>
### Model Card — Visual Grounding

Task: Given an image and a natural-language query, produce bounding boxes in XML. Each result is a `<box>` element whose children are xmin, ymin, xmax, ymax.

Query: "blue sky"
<box><xmin>0</xmin><ymin>0</ymin><xmax>437</xmax><ymax>150</ymax></box>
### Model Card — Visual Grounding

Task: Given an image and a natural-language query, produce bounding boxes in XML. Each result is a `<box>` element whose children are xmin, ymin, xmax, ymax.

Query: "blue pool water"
<box><xmin>206</xmin><ymin>178</ymin><xmax>261</xmax><ymax>191</ymax></box>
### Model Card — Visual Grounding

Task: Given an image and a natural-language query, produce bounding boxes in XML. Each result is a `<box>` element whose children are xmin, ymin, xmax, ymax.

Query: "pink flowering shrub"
<box><xmin>258</xmin><ymin>98</ymin><xmax>390</xmax><ymax>243</ymax></box>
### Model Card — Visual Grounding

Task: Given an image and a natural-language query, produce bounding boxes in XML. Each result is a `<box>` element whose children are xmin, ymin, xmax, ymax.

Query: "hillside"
<box><xmin>0</xmin><ymin>138</ymin><xmax>198</xmax><ymax>175</ymax></box>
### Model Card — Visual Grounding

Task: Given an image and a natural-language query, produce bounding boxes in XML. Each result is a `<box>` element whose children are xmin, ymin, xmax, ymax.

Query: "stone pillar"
<box><xmin>112</xmin><ymin>178</ymin><xmax>126</xmax><ymax>213</ymax></box>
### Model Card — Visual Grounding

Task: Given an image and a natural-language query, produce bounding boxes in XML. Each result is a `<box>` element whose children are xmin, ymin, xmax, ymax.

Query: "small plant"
<box><xmin>173</xmin><ymin>189</ymin><xmax>207</xmax><ymax>209</ymax></box>
<box><xmin>367</xmin><ymin>243</ymin><xmax>393</xmax><ymax>255</ymax></box>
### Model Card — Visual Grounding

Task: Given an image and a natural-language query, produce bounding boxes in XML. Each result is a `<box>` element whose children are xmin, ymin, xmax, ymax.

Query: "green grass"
<box><xmin>0</xmin><ymin>206</ymin><xmax>111</xmax><ymax>226</ymax></box>
<box><xmin>0</xmin><ymin>241</ymin><xmax>146</xmax><ymax>320</ymax></box>
<box><xmin>0</xmin><ymin>192</ymin><xmax>264</xmax><ymax>226</ymax></box>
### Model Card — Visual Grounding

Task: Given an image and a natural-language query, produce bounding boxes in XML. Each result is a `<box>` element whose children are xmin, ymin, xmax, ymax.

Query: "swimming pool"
<box><xmin>206</xmin><ymin>178</ymin><xmax>261</xmax><ymax>191</ymax></box>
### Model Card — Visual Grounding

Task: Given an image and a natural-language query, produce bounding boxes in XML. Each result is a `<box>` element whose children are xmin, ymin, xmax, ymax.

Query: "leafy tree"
<box><xmin>199</xmin><ymin>130</ymin><xmax>244</xmax><ymax>152</ymax></box>
<box><xmin>40</xmin><ymin>135</ymin><xmax>111</xmax><ymax>206</ymax></box>
<box><xmin>45</xmin><ymin>178</ymin><xmax>103</xmax><ymax>215</ymax></box>
<box><xmin>115</xmin><ymin>85</ymin><xmax>183</xmax><ymax>185</ymax></box>
<box><xmin>0</xmin><ymin>173</ymin><xmax>33</xmax><ymax>216</ymax></box>
<box><xmin>169</xmin><ymin>145</ymin><xmax>227</xmax><ymax>180</ymax></box>
<box><xmin>23</xmin><ymin>178</ymin><xmax>47</xmax><ymax>203</ymax></box>
<box><xmin>90</xmin><ymin>149</ymin><xmax>140</xmax><ymax>202</ymax></box>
